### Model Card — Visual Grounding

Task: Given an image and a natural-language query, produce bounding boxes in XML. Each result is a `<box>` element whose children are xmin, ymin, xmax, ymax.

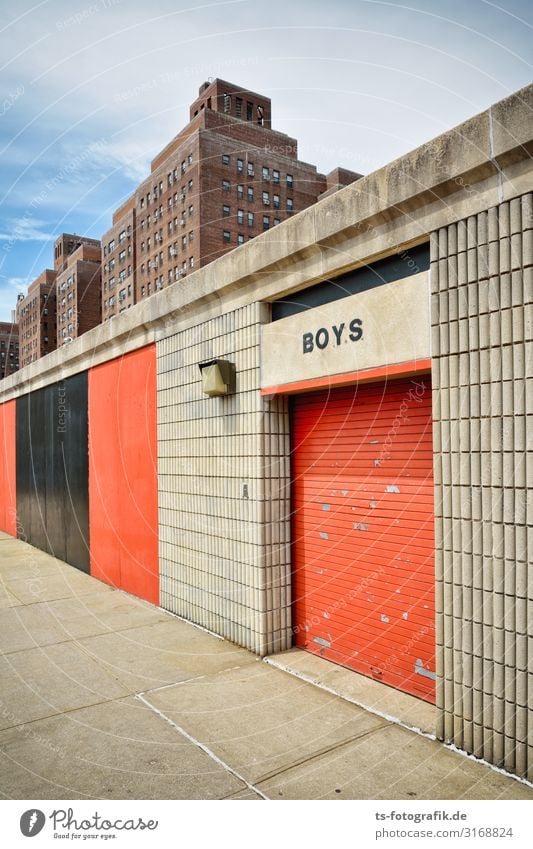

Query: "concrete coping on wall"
<box><xmin>1</xmin><ymin>83</ymin><xmax>531</xmax><ymax>402</ymax></box>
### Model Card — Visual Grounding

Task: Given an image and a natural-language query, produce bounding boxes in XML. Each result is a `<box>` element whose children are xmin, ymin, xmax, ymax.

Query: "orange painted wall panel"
<box><xmin>292</xmin><ymin>375</ymin><xmax>435</xmax><ymax>703</ymax></box>
<box><xmin>89</xmin><ymin>345</ymin><xmax>159</xmax><ymax>604</ymax></box>
<box><xmin>0</xmin><ymin>400</ymin><xmax>16</xmax><ymax>536</ymax></box>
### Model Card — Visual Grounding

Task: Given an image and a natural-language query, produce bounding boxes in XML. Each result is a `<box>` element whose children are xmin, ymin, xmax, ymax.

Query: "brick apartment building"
<box><xmin>16</xmin><ymin>270</ymin><xmax>57</xmax><ymax>368</ymax></box>
<box><xmin>0</xmin><ymin>320</ymin><xmax>19</xmax><ymax>380</ymax></box>
<box><xmin>102</xmin><ymin>197</ymin><xmax>136</xmax><ymax>321</ymax></box>
<box><xmin>54</xmin><ymin>232</ymin><xmax>100</xmax><ymax>273</ymax></box>
<box><xmin>56</xmin><ymin>240</ymin><xmax>102</xmax><ymax>345</ymax></box>
<box><xmin>101</xmin><ymin>79</ymin><xmax>361</xmax><ymax>319</ymax></box>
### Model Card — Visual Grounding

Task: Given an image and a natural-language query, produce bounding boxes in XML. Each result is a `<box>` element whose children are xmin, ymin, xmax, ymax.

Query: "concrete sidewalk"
<box><xmin>0</xmin><ymin>532</ymin><xmax>531</xmax><ymax>801</ymax></box>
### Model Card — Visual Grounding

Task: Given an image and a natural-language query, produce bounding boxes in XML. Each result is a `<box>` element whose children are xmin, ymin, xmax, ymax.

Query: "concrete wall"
<box><xmin>431</xmin><ymin>193</ymin><xmax>532</xmax><ymax>781</ymax></box>
<box><xmin>157</xmin><ymin>301</ymin><xmax>291</xmax><ymax>655</ymax></box>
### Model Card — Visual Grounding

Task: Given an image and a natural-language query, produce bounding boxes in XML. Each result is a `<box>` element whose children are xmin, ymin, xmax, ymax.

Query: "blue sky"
<box><xmin>0</xmin><ymin>0</ymin><xmax>531</xmax><ymax>320</ymax></box>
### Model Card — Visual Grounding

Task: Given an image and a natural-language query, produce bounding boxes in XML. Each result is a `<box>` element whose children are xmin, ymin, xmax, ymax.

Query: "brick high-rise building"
<box><xmin>102</xmin><ymin>79</ymin><xmax>361</xmax><ymax>312</ymax></box>
<box><xmin>16</xmin><ymin>270</ymin><xmax>57</xmax><ymax>368</ymax></box>
<box><xmin>54</xmin><ymin>232</ymin><xmax>101</xmax><ymax>273</ymax></box>
<box><xmin>56</xmin><ymin>242</ymin><xmax>101</xmax><ymax>345</ymax></box>
<box><xmin>101</xmin><ymin>196</ymin><xmax>136</xmax><ymax>322</ymax></box>
<box><xmin>0</xmin><ymin>319</ymin><xmax>19</xmax><ymax>379</ymax></box>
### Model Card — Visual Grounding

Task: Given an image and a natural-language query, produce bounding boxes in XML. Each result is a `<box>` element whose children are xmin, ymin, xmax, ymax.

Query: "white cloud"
<box><xmin>0</xmin><ymin>216</ymin><xmax>55</xmax><ymax>243</ymax></box>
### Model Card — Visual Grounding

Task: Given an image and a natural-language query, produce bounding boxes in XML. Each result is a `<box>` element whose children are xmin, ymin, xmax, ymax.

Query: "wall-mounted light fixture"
<box><xmin>198</xmin><ymin>359</ymin><xmax>236</xmax><ymax>396</ymax></box>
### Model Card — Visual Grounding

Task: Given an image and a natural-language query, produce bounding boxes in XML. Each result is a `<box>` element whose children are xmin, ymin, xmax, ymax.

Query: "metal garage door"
<box><xmin>291</xmin><ymin>375</ymin><xmax>435</xmax><ymax>703</ymax></box>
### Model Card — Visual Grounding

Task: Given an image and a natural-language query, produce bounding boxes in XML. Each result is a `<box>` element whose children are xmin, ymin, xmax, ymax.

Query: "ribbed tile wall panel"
<box><xmin>431</xmin><ymin>193</ymin><xmax>532</xmax><ymax>780</ymax></box>
<box><xmin>157</xmin><ymin>302</ymin><xmax>291</xmax><ymax>655</ymax></box>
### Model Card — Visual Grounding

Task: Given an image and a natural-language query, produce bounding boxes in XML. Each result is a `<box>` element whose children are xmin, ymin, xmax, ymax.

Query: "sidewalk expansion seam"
<box><xmin>135</xmin><ymin>691</ymin><xmax>269</xmax><ymax>800</ymax></box>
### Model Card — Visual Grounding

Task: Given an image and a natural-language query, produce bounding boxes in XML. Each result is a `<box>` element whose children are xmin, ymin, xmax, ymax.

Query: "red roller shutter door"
<box><xmin>292</xmin><ymin>376</ymin><xmax>435</xmax><ymax>703</ymax></box>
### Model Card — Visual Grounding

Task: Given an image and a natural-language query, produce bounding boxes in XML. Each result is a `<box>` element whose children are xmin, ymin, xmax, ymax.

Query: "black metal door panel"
<box><xmin>15</xmin><ymin>372</ymin><xmax>90</xmax><ymax>573</ymax></box>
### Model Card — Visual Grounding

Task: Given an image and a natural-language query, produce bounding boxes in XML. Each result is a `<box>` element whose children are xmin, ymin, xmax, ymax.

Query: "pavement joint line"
<box><xmin>251</xmin><ymin>722</ymin><xmax>390</xmax><ymax>787</ymax></box>
<box><xmin>135</xmin><ymin>692</ymin><xmax>269</xmax><ymax>800</ymax></box>
<box><xmin>139</xmin><ymin>675</ymin><xmax>207</xmax><ymax>694</ymax></box>
<box><xmin>0</xmin><ymin>696</ymin><xmax>121</xmax><ymax>733</ymax></box>
<box><xmin>265</xmin><ymin>658</ymin><xmax>533</xmax><ymax>792</ymax></box>
<box><xmin>0</xmin><ymin>617</ymin><xmax>174</xmax><ymax>658</ymax></box>
<box><xmin>263</xmin><ymin>656</ymin><xmax>437</xmax><ymax>740</ymax></box>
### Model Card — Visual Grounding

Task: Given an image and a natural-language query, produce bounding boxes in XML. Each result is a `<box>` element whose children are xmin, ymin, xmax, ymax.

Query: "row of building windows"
<box><xmin>139</xmin><ymin>154</ymin><xmax>194</xmax><ymax>210</ymax></box>
<box><xmin>222</xmin><ymin>216</ymin><xmax>281</xmax><ymax>243</ymax></box>
<box><xmin>140</xmin><ymin>203</ymin><xmax>193</xmax><ymax>231</ymax></box>
<box><xmin>221</xmin><ymin>156</ymin><xmax>293</xmax><ymax>186</ymax></box>
<box><xmin>223</xmin><ymin>197</ymin><xmax>291</xmax><ymax>218</ymax></box>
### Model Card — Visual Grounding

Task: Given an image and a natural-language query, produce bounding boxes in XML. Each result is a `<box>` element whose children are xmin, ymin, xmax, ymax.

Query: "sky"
<box><xmin>0</xmin><ymin>0</ymin><xmax>531</xmax><ymax>321</ymax></box>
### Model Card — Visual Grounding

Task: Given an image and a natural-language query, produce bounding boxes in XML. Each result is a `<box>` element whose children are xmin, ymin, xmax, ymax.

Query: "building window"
<box><xmin>235</xmin><ymin>96</ymin><xmax>242</xmax><ymax>117</ymax></box>
<box><xmin>273</xmin><ymin>169</ymin><xmax>280</xmax><ymax>184</ymax></box>
<box><xmin>181</xmin><ymin>160</ymin><xmax>186</xmax><ymax>174</ymax></box>
<box><xmin>237</xmin><ymin>184</ymin><xmax>244</xmax><ymax>199</ymax></box>
<box><xmin>247</xmin><ymin>212</ymin><xmax>254</xmax><ymax>227</ymax></box>
<box><xmin>222</xmin><ymin>154</ymin><xmax>230</xmax><ymax>165</ymax></box>
<box><xmin>262</xmin><ymin>166</ymin><xmax>270</xmax><ymax>181</ymax></box>
<box><xmin>237</xmin><ymin>208</ymin><xmax>244</xmax><ymax>224</ymax></box>
<box><xmin>189</xmin><ymin>257</ymin><xmax>194</xmax><ymax>268</ymax></box>
<box><xmin>262</xmin><ymin>191</ymin><xmax>270</xmax><ymax>206</ymax></box>
<box><xmin>246</xmin><ymin>101</ymin><xmax>253</xmax><ymax>121</ymax></box>
<box><xmin>188</xmin><ymin>179</ymin><xmax>193</xmax><ymax>191</ymax></box>
<box><xmin>236</xmin><ymin>158</ymin><xmax>244</xmax><ymax>173</ymax></box>
<box><xmin>223</xmin><ymin>205</ymin><xmax>230</xmax><ymax>217</ymax></box>
<box><xmin>287</xmin><ymin>174</ymin><xmax>294</xmax><ymax>189</ymax></box>
<box><xmin>222</xmin><ymin>179</ymin><xmax>230</xmax><ymax>192</ymax></box>
<box><xmin>188</xmin><ymin>205</ymin><xmax>193</xmax><ymax>216</ymax></box>
<box><xmin>182</xmin><ymin>235</ymin><xmax>187</xmax><ymax>248</ymax></box>
<box><xmin>141</xmin><ymin>285</ymin><xmax>145</xmax><ymax>297</ymax></box>
<box><xmin>119</xmin><ymin>249</ymin><xmax>126</xmax><ymax>262</ymax></box>
<box><xmin>223</xmin><ymin>93</ymin><xmax>231</xmax><ymax>113</ymax></box>
<box><xmin>140</xmin><ymin>197</ymin><xmax>145</xmax><ymax>209</ymax></box>
<box><xmin>119</xmin><ymin>229</ymin><xmax>126</xmax><ymax>242</ymax></box>
<box><xmin>273</xmin><ymin>194</ymin><xmax>280</xmax><ymax>209</ymax></box>
<box><xmin>247</xmin><ymin>161</ymin><xmax>254</xmax><ymax>177</ymax></box>
<box><xmin>237</xmin><ymin>234</ymin><xmax>244</xmax><ymax>245</ymax></box>
<box><xmin>223</xmin><ymin>230</ymin><xmax>231</xmax><ymax>243</ymax></box>
<box><xmin>188</xmin><ymin>153</ymin><xmax>193</xmax><ymax>165</ymax></box>
<box><xmin>247</xmin><ymin>186</ymin><xmax>254</xmax><ymax>202</ymax></box>
<box><xmin>108</xmin><ymin>239</ymin><xmax>115</xmax><ymax>252</ymax></box>
<box><xmin>287</xmin><ymin>198</ymin><xmax>294</xmax><ymax>213</ymax></box>
<box><xmin>273</xmin><ymin>218</ymin><xmax>281</xmax><ymax>226</ymax></box>
<box><xmin>189</xmin><ymin>231</ymin><xmax>193</xmax><ymax>242</ymax></box>
<box><xmin>263</xmin><ymin>215</ymin><xmax>270</xmax><ymax>231</ymax></box>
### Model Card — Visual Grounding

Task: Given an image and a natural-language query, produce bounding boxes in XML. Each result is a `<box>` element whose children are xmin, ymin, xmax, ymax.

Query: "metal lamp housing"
<box><xmin>199</xmin><ymin>359</ymin><xmax>236</xmax><ymax>396</ymax></box>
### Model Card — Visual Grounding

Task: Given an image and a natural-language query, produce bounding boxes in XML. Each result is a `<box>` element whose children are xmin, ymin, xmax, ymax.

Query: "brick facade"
<box><xmin>56</xmin><ymin>243</ymin><xmax>101</xmax><ymax>344</ymax></box>
<box><xmin>102</xmin><ymin>199</ymin><xmax>136</xmax><ymax>322</ymax></box>
<box><xmin>0</xmin><ymin>321</ymin><xmax>19</xmax><ymax>380</ymax></box>
<box><xmin>16</xmin><ymin>270</ymin><xmax>57</xmax><ymax>367</ymax></box>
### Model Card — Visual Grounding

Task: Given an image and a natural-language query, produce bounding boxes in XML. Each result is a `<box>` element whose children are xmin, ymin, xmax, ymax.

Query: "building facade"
<box><xmin>16</xmin><ymin>270</ymin><xmax>57</xmax><ymax>368</ymax></box>
<box><xmin>0</xmin><ymin>321</ymin><xmax>19</xmax><ymax>380</ymax></box>
<box><xmin>105</xmin><ymin>79</ymin><xmax>360</xmax><ymax>312</ymax></box>
<box><xmin>101</xmin><ymin>196</ymin><xmax>136</xmax><ymax>322</ymax></box>
<box><xmin>0</xmin><ymin>84</ymin><xmax>531</xmax><ymax>783</ymax></box>
<box><xmin>54</xmin><ymin>232</ymin><xmax>101</xmax><ymax>273</ymax></box>
<box><xmin>56</xmin><ymin>242</ymin><xmax>102</xmax><ymax>344</ymax></box>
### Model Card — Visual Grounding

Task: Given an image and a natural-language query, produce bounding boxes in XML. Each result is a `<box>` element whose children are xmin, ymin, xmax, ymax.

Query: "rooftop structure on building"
<box><xmin>56</xmin><ymin>240</ymin><xmax>102</xmax><ymax>344</ymax></box>
<box><xmin>101</xmin><ymin>78</ymin><xmax>362</xmax><ymax>318</ymax></box>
